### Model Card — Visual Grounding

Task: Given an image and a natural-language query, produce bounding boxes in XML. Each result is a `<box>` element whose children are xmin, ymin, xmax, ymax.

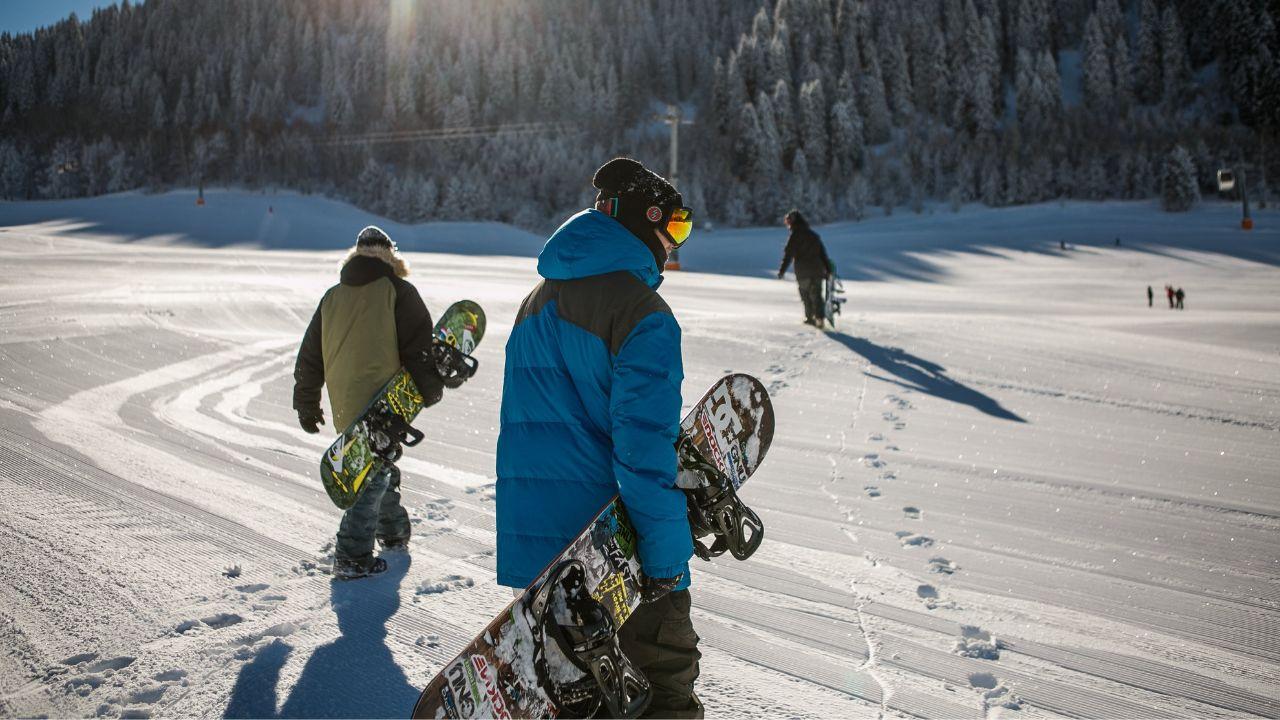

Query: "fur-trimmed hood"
<box><xmin>341</xmin><ymin>243</ymin><xmax>410</xmax><ymax>279</ymax></box>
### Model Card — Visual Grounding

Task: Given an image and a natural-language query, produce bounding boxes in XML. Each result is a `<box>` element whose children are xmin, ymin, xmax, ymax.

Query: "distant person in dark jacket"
<box><xmin>1166</xmin><ymin>284</ymin><xmax>1175</xmax><ymax>308</ymax></box>
<box><xmin>1175</xmin><ymin>287</ymin><xmax>1185</xmax><ymax>309</ymax></box>
<box><xmin>1147</xmin><ymin>285</ymin><xmax>1153</xmax><ymax>307</ymax></box>
<box><xmin>293</xmin><ymin>226</ymin><xmax>448</xmax><ymax>580</ymax></box>
<box><xmin>776</xmin><ymin>210</ymin><xmax>832</xmax><ymax>328</ymax></box>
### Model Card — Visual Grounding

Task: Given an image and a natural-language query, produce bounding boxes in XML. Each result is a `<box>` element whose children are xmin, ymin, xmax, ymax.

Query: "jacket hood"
<box><xmin>537</xmin><ymin>209</ymin><xmax>662</xmax><ymax>288</ymax></box>
<box><xmin>341</xmin><ymin>244</ymin><xmax>409</xmax><ymax>283</ymax></box>
<box><xmin>340</xmin><ymin>250</ymin><xmax>405</xmax><ymax>286</ymax></box>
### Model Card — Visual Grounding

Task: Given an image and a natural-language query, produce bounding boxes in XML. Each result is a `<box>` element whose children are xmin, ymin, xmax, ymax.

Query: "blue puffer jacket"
<box><xmin>496</xmin><ymin>209</ymin><xmax>692</xmax><ymax>590</ymax></box>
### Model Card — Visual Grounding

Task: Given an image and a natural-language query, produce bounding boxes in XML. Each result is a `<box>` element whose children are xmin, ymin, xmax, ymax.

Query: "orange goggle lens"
<box><xmin>666</xmin><ymin>208</ymin><xmax>693</xmax><ymax>245</ymax></box>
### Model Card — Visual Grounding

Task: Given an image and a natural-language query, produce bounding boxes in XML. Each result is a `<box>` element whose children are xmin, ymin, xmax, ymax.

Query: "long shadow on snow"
<box><xmin>224</xmin><ymin>553</ymin><xmax>420</xmax><ymax>718</ymax></box>
<box><xmin>826</xmin><ymin>332</ymin><xmax>1026</xmax><ymax>423</ymax></box>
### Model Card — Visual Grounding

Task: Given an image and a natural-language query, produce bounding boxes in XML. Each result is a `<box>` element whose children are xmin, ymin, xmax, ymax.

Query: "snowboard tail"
<box><xmin>413</xmin><ymin>373</ymin><xmax>774</xmax><ymax>719</ymax></box>
<box><xmin>319</xmin><ymin>300</ymin><xmax>485</xmax><ymax>509</ymax></box>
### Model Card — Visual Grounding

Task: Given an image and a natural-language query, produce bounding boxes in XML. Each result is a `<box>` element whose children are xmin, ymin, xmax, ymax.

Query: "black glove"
<box><xmin>776</xmin><ymin>270</ymin><xmax>785</xmax><ymax>279</ymax></box>
<box><xmin>640</xmin><ymin>573</ymin><xmax>683</xmax><ymax>604</ymax></box>
<box><xmin>298</xmin><ymin>409</ymin><xmax>325</xmax><ymax>434</ymax></box>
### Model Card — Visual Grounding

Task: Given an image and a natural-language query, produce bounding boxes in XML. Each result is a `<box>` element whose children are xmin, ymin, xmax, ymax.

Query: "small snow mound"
<box><xmin>955</xmin><ymin>626</ymin><xmax>1002</xmax><ymax>659</ymax></box>
<box><xmin>153</xmin><ymin>669</ymin><xmax>187</xmax><ymax>682</ymax></box>
<box><xmin>416</xmin><ymin>634</ymin><xmax>441</xmax><ymax>647</ymax></box>
<box><xmin>864</xmin><ymin>486</ymin><xmax>881</xmax><ymax>498</ymax></box>
<box><xmin>262</xmin><ymin>622</ymin><xmax>299</xmax><ymax>637</ymax></box>
<box><xmin>61</xmin><ymin>652</ymin><xmax>98</xmax><ymax>666</ymax></box>
<box><xmin>903</xmin><ymin>506</ymin><xmax>921</xmax><ymax>519</ymax></box>
<box><xmin>222</xmin><ymin>564</ymin><xmax>242</xmax><ymax>578</ymax></box>
<box><xmin>235</xmin><ymin>583</ymin><xmax>270</xmax><ymax>594</ymax></box>
<box><xmin>127</xmin><ymin>685</ymin><xmax>167</xmax><ymax>704</ymax></box>
<box><xmin>916</xmin><ymin>584</ymin><xmax>938</xmax><ymax>599</ymax></box>
<box><xmin>417</xmin><ymin>575</ymin><xmax>475</xmax><ymax>595</ymax></box>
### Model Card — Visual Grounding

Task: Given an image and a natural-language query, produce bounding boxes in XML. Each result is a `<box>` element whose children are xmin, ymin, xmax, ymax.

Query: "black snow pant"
<box><xmin>610</xmin><ymin>590</ymin><xmax>703</xmax><ymax>719</ymax></box>
<box><xmin>797</xmin><ymin>278</ymin><xmax>824</xmax><ymax>323</ymax></box>
<box><xmin>334</xmin><ymin>464</ymin><xmax>410</xmax><ymax>569</ymax></box>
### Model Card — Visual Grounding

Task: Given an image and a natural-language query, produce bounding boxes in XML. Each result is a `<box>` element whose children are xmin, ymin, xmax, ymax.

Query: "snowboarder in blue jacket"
<box><xmin>496</xmin><ymin>157</ymin><xmax>703</xmax><ymax>717</ymax></box>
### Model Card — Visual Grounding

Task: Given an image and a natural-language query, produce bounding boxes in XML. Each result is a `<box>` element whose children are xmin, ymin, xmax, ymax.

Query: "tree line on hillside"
<box><xmin>0</xmin><ymin>0</ymin><xmax>1276</xmax><ymax>228</ymax></box>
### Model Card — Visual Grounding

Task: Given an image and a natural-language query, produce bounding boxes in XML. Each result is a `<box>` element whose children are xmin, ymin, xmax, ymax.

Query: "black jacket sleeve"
<box><xmin>393</xmin><ymin>279</ymin><xmax>446</xmax><ymax>409</ymax></box>
<box><xmin>779</xmin><ymin>233</ymin><xmax>796</xmax><ymax>275</ymax></box>
<box><xmin>292</xmin><ymin>303</ymin><xmax>325</xmax><ymax>414</ymax></box>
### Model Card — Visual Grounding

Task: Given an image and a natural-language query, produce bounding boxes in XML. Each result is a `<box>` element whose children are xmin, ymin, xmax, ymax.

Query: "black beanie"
<box><xmin>592</xmin><ymin>158</ymin><xmax>682</xmax><ymax>269</ymax></box>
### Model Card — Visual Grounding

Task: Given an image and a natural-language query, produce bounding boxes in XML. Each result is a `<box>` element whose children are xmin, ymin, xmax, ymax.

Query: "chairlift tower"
<box><xmin>662</xmin><ymin>105</ymin><xmax>693</xmax><ymax>271</ymax></box>
<box><xmin>1218</xmin><ymin>165</ymin><xmax>1254</xmax><ymax>230</ymax></box>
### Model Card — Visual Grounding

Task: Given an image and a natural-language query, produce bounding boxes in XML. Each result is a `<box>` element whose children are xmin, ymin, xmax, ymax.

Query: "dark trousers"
<box><xmin>797</xmin><ymin>278</ymin><xmax>824</xmax><ymax>322</ymax></box>
<box><xmin>334</xmin><ymin>464</ymin><xmax>410</xmax><ymax>567</ymax></box>
<box><xmin>613</xmin><ymin>590</ymin><xmax>703</xmax><ymax>719</ymax></box>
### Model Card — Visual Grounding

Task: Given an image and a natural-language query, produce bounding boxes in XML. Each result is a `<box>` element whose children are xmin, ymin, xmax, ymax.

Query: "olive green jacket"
<box><xmin>293</xmin><ymin>251</ymin><xmax>444</xmax><ymax>431</ymax></box>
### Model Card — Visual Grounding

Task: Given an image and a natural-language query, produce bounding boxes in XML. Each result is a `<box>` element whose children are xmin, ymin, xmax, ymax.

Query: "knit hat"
<box><xmin>345</xmin><ymin>225</ymin><xmax>408</xmax><ymax>277</ymax></box>
<box><xmin>592</xmin><ymin>158</ymin><xmax>683</xmax><ymax>268</ymax></box>
<box><xmin>356</xmin><ymin>225</ymin><xmax>394</xmax><ymax>248</ymax></box>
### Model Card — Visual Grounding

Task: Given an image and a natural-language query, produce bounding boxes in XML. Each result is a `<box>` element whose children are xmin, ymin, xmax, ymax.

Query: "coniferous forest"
<box><xmin>1</xmin><ymin>0</ymin><xmax>1277</xmax><ymax>229</ymax></box>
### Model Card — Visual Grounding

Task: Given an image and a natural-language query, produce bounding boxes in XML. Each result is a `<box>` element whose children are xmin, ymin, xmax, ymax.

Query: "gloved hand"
<box><xmin>776</xmin><ymin>270</ymin><xmax>785</xmax><ymax>279</ymax></box>
<box><xmin>640</xmin><ymin>573</ymin><xmax>683</xmax><ymax>604</ymax></box>
<box><xmin>298</xmin><ymin>409</ymin><xmax>325</xmax><ymax>434</ymax></box>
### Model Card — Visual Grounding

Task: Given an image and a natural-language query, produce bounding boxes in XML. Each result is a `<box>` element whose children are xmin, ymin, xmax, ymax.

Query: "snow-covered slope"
<box><xmin>1</xmin><ymin>194</ymin><xmax>1278</xmax><ymax>719</ymax></box>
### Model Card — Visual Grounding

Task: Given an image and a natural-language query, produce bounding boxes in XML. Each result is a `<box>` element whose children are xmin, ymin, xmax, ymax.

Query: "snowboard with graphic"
<box><xmin>320</xmin><ymin>300</ymin><xmax>485</xmax><ymax>509</ymax></box>
<box><xmin>823</xmin><ymin>262</ymin><xmax>846</xmax><ymax>329</ymax></box>
<box><xmin>411</xmin><ymin>373</ymin><xmax>773</xmax><ymax>719</ymax></box>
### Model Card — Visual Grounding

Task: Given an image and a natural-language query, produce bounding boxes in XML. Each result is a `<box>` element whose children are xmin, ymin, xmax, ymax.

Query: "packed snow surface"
<box><xmin>1</xmin><ymin>190</ymin><xmax>1279</xmax><ymax>718</ymax></box>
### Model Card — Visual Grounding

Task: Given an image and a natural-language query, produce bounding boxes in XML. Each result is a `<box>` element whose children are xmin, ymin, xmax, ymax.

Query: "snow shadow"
<box><xmin>224</xmin><ymin>554</ymin><xmax>420</xmax><ymax>718</ymax></box>
<box><xmin>827</xmin><ymin>332</ymin><xmax>1026</xmax><ymax>423</ymax></box>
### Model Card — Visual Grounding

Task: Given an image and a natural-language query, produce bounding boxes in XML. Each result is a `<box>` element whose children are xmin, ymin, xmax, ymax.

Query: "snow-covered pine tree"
<box><xmin>1082</xmin><ymin>13</ymin><xmax>1114</xmax><ymax>116</ymax></box>
<box><xmin>860</xmin><ymin>52</ymin><xmax>893</xmax><ymax>144</ymax></box>
<box><xmin>798</xmin><ymin>78</ymin><xmax>829</xmax><ymax>176</ymax></box>
<box><xmin>1161</xmin><ymin>144</ymin><xmax>1199</xmax><ymax>211</ymax></box>
<box><xmin>847</xmin><ymin>172</ymin><xmax>869</xmax><ymax>220</ymax></box>
<box><xmin>829</xmin><ymin>99</ymin><xmax>865</xmax><ymax>179</ymax></box>
<box><xmin>1133</xmin><ymin>0</ymin><xmax>1162</xmax><ymax>105</ymax></box>
<box><xmin>1160</xmin><ymin>6</ymin><xmax>1191</xmax><ymax>108</ymax></box>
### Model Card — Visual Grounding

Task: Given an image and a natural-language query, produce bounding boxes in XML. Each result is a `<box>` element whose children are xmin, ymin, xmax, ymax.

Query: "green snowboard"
<box><xmin>320</xmin><ymin>300</ymin><xmax>485</xmax><ymax>509</ymax></box>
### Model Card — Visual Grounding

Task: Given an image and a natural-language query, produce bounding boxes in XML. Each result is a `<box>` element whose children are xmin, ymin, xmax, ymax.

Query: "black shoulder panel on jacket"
<box><xmin>514</xmin><ymin>272</ymin><xmax>671</xmax><ymax>356</ymax></box>
<box><xmin>389</xmin><ymin>275</ymin><xmax>445</xmax><ymax>408</ymax></box>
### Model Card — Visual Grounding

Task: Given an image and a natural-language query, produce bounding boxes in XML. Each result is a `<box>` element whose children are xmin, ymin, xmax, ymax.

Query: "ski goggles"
<box><xmin>663</xmin><ymin>207</ymin><xmax>693</xmax><ymax>246</ymax></box>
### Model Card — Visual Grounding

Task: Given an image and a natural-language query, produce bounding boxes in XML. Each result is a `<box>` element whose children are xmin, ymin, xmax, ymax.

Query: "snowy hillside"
<box><xmin>1</xmin><ymin>193</ymin><xmax>1278</xmax><ymax>719</ymax></box>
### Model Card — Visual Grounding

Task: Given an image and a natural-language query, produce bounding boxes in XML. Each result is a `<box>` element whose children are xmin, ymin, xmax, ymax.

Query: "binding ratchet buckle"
<box><xmin>368</xmin><ymin>414</ymin><xmax>424</xmax><ymax>463</ymax></box>
<box><xmin>527</xmin><ymin>560</ymin><xmax>651</xmax><ymax>719</ymax></box>
<box><xmin>429</xmin><ymin>338</ymin><xmax>479</xmax><ymax>389</ymax></box>
<box><xmin>678</xmin><ymin>438</ymin><xmax>765</xmax><ymax>561</ymax></box>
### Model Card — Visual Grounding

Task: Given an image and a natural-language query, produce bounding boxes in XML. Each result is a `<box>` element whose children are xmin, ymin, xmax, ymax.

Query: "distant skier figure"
<box><xmin>776</xmin><ymin>210</ymin><xmax>832</xmax><ymax>328</ymax></box>
<box><xmin>1147</xmin><ymin>285</ymin><xmax>1153</xmax><ymax>307</ymax></box>
<box><xmin>497</xmin><ymin>158</ymin><xmax>703</xmax><ymax>717</ymax></box>
<box><xmin>292</xmin><ymin>226</ymin><xmax>448</xmax><ymax>580</ymax></box>
<box><xmin>1166</xmin><ymin>285</ymin><xmax>1175</xmax><ymax>308</ymax></box>
<box><xmin>1176</xmin><ymin>287</ymin><xmax>1185</xmax><ymax>310</ymax></box>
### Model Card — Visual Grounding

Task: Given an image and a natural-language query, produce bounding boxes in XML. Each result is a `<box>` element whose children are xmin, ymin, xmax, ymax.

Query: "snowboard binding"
<box><xmin>527</xmin><ymin>560</ymin><xmax>651</xmax><ymax>719</ymax></box>
<box><xmin>678</xmin><ymin>438</ymin><xmax>765</xmax><ymax>561</ymax></box>
<box><xmin>367</xmin><ymin>413</ymin><xmax>424</xmax><ymax>463</ymax></box>
<box><xmin>429</xmin><ymin>338</ymin><xmax>479</xmax><ymax>389</ymax></box>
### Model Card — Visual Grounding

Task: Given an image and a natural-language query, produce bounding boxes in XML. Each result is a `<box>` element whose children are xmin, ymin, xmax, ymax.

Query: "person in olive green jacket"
<box><xmin>293</xmin><ymin>225</ymin><xmax>446</xmax><ymax>580</ymax></box>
